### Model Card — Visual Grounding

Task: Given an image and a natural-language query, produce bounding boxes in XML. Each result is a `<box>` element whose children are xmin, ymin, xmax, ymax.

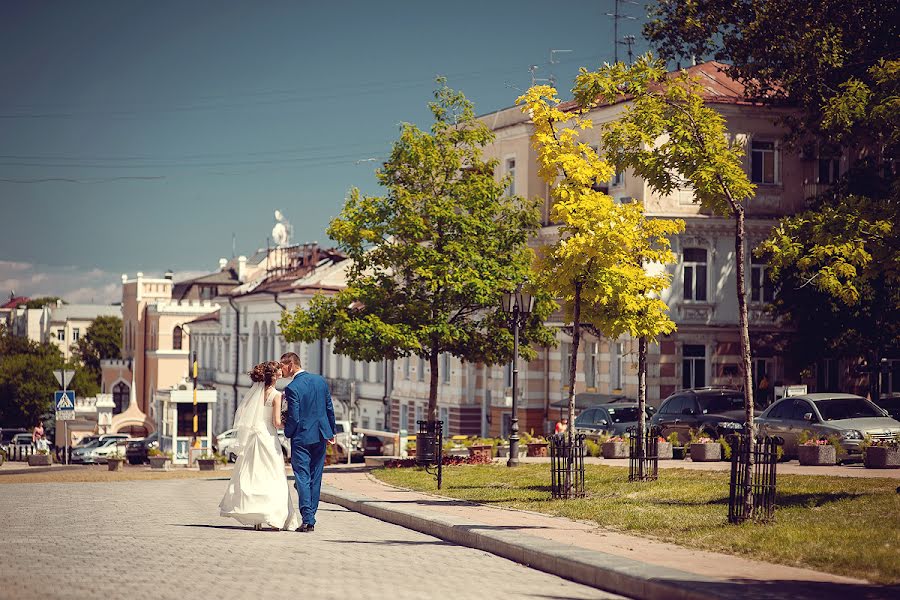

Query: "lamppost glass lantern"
<box><xmin>501</xmin><ymin>282</ymin><xmax>534</xmax><ymax>467</ymax></box>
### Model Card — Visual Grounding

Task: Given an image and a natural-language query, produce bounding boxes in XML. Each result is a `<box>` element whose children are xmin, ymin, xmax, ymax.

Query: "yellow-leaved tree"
<box><xmin>517</xmin><ymin>84</ymin><xmax>684</xmax><ymax>486</ymax></box>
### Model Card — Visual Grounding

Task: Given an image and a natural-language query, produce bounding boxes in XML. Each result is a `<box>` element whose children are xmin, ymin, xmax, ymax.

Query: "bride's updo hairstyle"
<box><xmin>249</xmin><ymin>361</ymin><xmax>281</xmax><ymax>387</ymax></box>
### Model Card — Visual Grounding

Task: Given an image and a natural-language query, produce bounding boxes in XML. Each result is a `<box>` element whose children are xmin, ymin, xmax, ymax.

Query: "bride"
<box><xmin>219</xmin><ymin>361</ymin><xmax>301</xmax><ymax>531</ymax></box>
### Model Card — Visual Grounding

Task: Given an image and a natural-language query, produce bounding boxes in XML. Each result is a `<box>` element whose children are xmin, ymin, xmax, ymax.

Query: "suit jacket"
<box><xmin>284</xmin><ymin>371</ymin><xmax>337</xmax><ymax>446</ymax></box>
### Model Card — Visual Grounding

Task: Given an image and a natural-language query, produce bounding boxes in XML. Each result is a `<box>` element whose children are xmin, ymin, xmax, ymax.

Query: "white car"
<box><xmin>216</xmin><ymin>429</ymin><xmax>239</xmax><ymax>461</ymax></box>
<box><xmin>71</xmin><ymin>437</ymin><xmax>128</xmax><ymax>464</ymax></box>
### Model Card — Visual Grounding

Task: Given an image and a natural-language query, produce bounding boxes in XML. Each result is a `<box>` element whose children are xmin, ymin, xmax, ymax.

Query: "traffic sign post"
<box><xmin>55</xmin><ymin>389</ymin><xmax>76</xmax><ymax>465</ymax></box>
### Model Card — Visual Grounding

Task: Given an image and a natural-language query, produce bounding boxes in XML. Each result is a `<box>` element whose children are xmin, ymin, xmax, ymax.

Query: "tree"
<box><xmin>574</xmin><ymin>56</ymin><xmax>759</xmax><ymax>519</ymax></box>
<box><xmin>517</xmin><ymin>85</ymin><xmax>684</xmax><ymax>469</ymax></box>
<box><xmin>644</xmin><ymin>0</ymin><xmax>899</xmax><ymax>147</ymax></box>
<box><xmin>0</xmin><ymin>327</ymin><xmax>62</xmax><ymax>427</ymax></box>
<box><xmin>280</xmin><ymin>80</ymin><xmax>556</xmax><ymax>425</ymax></box>
<box><xmin>22</xmin><ymin>296</ymin><xmax>63</xmax><ymax>309</ymax></box>
<box><xmin>74</xmin><ymin>315</ymin><xmax>123</xmax><ymax>388</ymax></box>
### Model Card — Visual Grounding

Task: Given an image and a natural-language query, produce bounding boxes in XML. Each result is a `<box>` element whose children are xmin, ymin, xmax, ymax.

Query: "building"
<box><xmin>461</xmin><ymin>61</ymin><xmax>821</xmax><ymax>435</ymax></box>
<box><xmin>9</xmin><ymin>299</ymin><xmax>119</xmax><ymax>356</ymax></box>
<box><xmin>0</xmin><ymin>293</ymin><xmax>29</xmax><ymax>327</ymax></box>
<box><xmin>100</xmin><ymin>271</ymin><xmax>220</xmax><ymax>437</ymax></box>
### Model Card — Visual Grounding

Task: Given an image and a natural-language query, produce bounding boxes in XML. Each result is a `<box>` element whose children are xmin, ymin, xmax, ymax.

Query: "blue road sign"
<box><xmin>55</xmin><ymin>390</ymin><xmax>75</xmax><ymax>411</ymax></box>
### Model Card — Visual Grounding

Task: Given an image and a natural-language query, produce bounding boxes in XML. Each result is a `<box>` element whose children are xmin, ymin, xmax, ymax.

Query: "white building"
<box><xmin>10</xmin><ymin>300</ymin><xmax>120</xmax><ymax>356</ymax></box>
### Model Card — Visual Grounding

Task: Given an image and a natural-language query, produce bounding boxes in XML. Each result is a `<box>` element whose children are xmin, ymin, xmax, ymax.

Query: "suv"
<box><xmin>125</xmin><ymin>432</ymin><xmax>159</xmax><ymax>465</ymax></box>
<box><xmin>650</xmin><ymin>388</ymin><xmax>758</xmax><ymax>444</ymax></box>
<box><xmin>574</xmin><ymin>403</ymin><xmax>655</xmax><ymax>439</ymax></box>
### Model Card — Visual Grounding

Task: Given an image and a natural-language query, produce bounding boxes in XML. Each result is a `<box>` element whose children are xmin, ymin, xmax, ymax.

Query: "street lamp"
<box><xmin>501</xmin><ymin>282</ymin><xmax>535</xmax><ymax>467</ymax></box>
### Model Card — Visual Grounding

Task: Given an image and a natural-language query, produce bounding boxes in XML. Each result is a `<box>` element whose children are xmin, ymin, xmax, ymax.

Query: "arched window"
<box><xmin>173</xmin><ymin>326</ymin><xmax>183</xmax><ymax>350</ymax></box>
<box><xmin>252</xmin><ymin>322</ymin><xmax>260</xmax><ymax>365</ymax></box>
<box><xmin>113</xmin><ymin>382</ymin><xmax>129</xmax><ymax>415</ymax></box>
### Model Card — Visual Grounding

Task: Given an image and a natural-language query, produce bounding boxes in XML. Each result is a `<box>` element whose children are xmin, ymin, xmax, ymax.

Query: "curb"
<box><xmin>321</xmin><ymin>485</ymin><xmax>733</xmax><ymax>600</ymax></box>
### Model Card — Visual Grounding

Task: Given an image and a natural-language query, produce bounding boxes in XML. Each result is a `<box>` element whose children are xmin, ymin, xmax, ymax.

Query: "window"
<box><xmin>751</xmin><ymin>140</ymin><xmax>777</xmax><ymax>184</ymax></box>
<box><xmin>376</xmin><ymin>360</ymin><xmax>385</xmax><ymax>383</ymax></box>
<box><xmin>575</xmin><ymin>409</ymin><xmax>598</xmax><ymax>428</ymax></box>
<box><xmin>561</xmin><ymin>342</ymin><xmax>572</xmax><ymax>387</ymax></box>
<box><xmin>788</xmin><ymin>399</ymin><xmax>816</xmax><ymax>422</ymax></box>
<box><xmin>611</xmin><ymin>342</ymin><xmax>623</xmax><ymax>391</ymax></box>
<box><xmin>113</xmin><ymin>382</ymin><xmax>129</xmax><ymax>415</ymax></box>
<box><xmin>173</xmin><ymin>326</ymin><xmax>183</xmax><ymax>350</ymax></box>
<box><xmin>766</xmin><ymin>400</ymin><xmax>791</xmax><ymax>419</ymax></box>
<box><xmin>886</xmin><ymin>360</ymin><xmax>900</xmax><ymax>395</ymax></box>
<box><xmin>682</xmin><ymin>248</ymin><xmax>708</xmax><ymax>302</ymax></box>
<box><xmin>414</xmin><ymin>404</ymin><xmax>423</xmax><ymax>425</ymax></box>
<box><xmin>610</xmin><ymin>169</ymin><xmax>623</xmax><ymax>188</ymax></box>
<box><xmin>505</xmin><ymin>158</ymin><xmax>516</xmax><ymax>196</ymax></box>
<box><xmin>72</xmin><ymin>328</ymin><xmax>80</xmax><ymax>342</ymax></box>
<box><xmin>269</xmin><ymin>322</ymin><xmax>276</xmax><ymax>359</ymax></box>
<box><xmin>503</xmin><ymin>361</ymin><xmax>513</xmax><ymax>388</ymax></box>
<box><xmin>399</xmin><ymin>403</ymin><xmax>409</xmax><ymax>432</ymax></box>
<box><xmin>750</xmin><ymin>257</ymin><xmax>775</xmax><ymax>303</ymax></box>
<box><xmin>585</xmin><ymin>341</ymin><xmax>598</xmax><ymax>388</ymax></box>
<box><xmin>252</xmin><ymin>323</ymin><xmax>260</xmax><ymax>365</ymax></box>
<box><xmin>442</xmin><ymin>353</ymin><xmax>451</xmax><ymax>384</ymax></box>
<box><xmin>57</xmin><ymin>329</ymin><xmax>65</xmax><ymax>342</ymax></box>
<box><xmin>682</xmin><ymin>344</ymin><xmax>706</xmax><ymax>389</ymax></box>
<box><xmin>817</xmin><ymin>157</ymin><xmax>841</xmax><ymax>184</ymax></box>
<box><xmin>404</xmin><ymin>356</ymin><xmax>410</xmax><ymax>380</ymax></box>
<box><xmin>418</xmin><ymin>357</ymin><xmax>425</xmax><ymax>382</ymax></box>
<box><xmin>439</xmin><ymin>407</ymin><xmax>449</xmax><ymax>435</ymax></box>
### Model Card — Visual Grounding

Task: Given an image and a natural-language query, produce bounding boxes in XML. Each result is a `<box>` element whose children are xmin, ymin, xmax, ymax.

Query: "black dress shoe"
<box><xmin>299</xmin><ymin>523</ymin><xmax>315</xmax><ymax>532</ymax></box>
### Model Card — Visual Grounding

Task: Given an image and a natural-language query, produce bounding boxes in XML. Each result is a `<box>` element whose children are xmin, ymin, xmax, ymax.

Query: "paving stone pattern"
<box><xmin>0</xmin><ymin>478</ymin><xmax>626</xmax><ymax>600</ymax></box>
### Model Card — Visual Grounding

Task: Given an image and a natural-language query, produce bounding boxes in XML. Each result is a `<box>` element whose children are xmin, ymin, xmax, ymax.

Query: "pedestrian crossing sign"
<box><xmin>55</xmin><ymin>390</ymin><xmax>75</xmax><ymax>411</ymax></box>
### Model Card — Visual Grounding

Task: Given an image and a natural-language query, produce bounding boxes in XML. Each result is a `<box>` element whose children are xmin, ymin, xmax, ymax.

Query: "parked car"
<box><xmin>574</xmin><ymin>403</ymin><xmax>655</xmax><ymax>439</ymax></box>
<box><xmin>757</xmin><ymin>393</ymin><xmax>900</xmax><ymax>458</ymax></box>
<box><xmin>215</xmin><ymin>429</ymin><xmax>239</xmax><ymax>461</ymax></box>
<box><xmin>875</xmin><ymin>393</ymin><xmax>900</xmax><ymax>421</ymax></box>
<box><xmin>74</xmin><ymin>433</ymin><xmax>128</xmax><ymax>449</ymax></box>
<box><xmin>125</xmin><ymin>432</ymin><xmax>159</xmax><ymax>465</ymax></box>
<box><xmin>649</xmin><ymin>387</ymin><xmax>759</xmax><ymax>444</ymax></box>
<box><xmin>71</xmin><ymin>437</ymin><xmax>128</xmax><ymax>464</ymax></box>
<box><xmin>0</xmin><ymin>428</ymin><xmax>28</xmax><ymax>454</ymax></box>
<box><xmin>333</xmin><ymin>420</ymin><xmax>363</xmax><ymax>461</ymax></box>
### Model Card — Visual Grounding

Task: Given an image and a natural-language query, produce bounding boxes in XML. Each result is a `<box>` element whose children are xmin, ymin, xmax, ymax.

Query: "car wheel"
<box><xmin>128</xmin><ymin>459</ymin><xmax>141</xmax><ymax>465</ymax></box>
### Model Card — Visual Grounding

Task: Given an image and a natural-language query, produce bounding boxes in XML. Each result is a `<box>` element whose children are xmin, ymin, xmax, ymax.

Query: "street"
<box><xmin>0</xmin><ymin>478</ymin><xmax>625</xmax><ymax>600</ymax></box>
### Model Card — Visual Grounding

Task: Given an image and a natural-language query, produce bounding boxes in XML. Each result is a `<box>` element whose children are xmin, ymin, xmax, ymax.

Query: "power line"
<box><xmin>0</xmin><ymin>175</ymin><xmax>166</xmax><ymax>184</ymax></box>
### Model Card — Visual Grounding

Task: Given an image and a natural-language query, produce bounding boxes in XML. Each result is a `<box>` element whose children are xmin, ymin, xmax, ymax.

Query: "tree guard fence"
<box><xmin>550</xmin><ymin>433</ymin><xmax>586</xmax><ymax>499</ymax></box>
<box><xmin>728</xmin><ymin>433</ymin><xmax>782</xmax><ymax>524</ymax></box>
<box><xmin>415</xmin><ymin>420</ymin><xmax>443</xmax><ymax>490</ymax></box>
<box><xmin>627</xmin><ymin>425</ymin><xmax>660</xmax><ymax>482</ymax></box>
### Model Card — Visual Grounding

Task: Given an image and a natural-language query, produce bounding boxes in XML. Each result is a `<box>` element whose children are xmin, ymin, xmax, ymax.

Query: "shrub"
<box><xmin>585</xmin><ymin>439</ymin><xmax>601</xmax><ymax>457</ymax></box>
<box><xmin>666</xmin><ymin>432</ymin><xmax>680</xmax><ymax>446</ymax></box>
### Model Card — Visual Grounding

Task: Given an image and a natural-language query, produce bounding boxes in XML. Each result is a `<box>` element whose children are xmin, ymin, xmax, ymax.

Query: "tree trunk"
<box><xmin>567</xmin><ymin>281</ymin><xmax>583</xmax><ymax>444</ymax></box>
<box><xmin>868</xmin><ymin>351</ymin><xmax>882</xmax><ymax>403</ymax></box>
<box><xmin>734</xmin><ymin>206</ymin><xmax>756</xmax><ymax>520</ymax></box>
<box><xmin>428</xmin><ymin>347</ymin><xmax>439</xmax><ymax>423</ymax></box>
<box><xmin>637</xmin><ymin>336</ymin><xmax>647</xmax><ymax>460</ymax></box>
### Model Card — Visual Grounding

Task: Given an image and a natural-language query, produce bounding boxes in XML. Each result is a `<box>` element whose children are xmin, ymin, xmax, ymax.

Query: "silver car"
<box><xmin>757</xmin><ymin>393</ymin><xmax>900</xmax><ymax>459</ymax></box>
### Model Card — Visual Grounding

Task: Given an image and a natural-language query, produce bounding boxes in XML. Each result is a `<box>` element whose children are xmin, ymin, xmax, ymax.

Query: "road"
<box><xmin>0</xmin><ymin>477</ymin><xmax>626</xmax><ymax>600</ymax></box>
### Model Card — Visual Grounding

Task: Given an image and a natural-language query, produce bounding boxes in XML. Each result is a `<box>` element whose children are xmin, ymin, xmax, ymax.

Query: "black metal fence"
<box><xmin>415</xmin><ymin>420</ymin><xmax>443</xmax><ymax>490</ymax></box>
<box><xmin>5</xmin><ymin>445</ymin><xmax>36</xmax><ymax>462</ymax></box>
<box><xmin>627</xmin><ymin>426</ymin><xmax>660</xmax><ymax>482</ymax></box>
<box><xmin>727</xmin><ymin>434</ymin><xmax>782</xmax><ymax>524</ymax></box>
<box><xmin>549</xmin><ymin>433</ymin><xmax>586</xmax><ymax>499</ymax></box>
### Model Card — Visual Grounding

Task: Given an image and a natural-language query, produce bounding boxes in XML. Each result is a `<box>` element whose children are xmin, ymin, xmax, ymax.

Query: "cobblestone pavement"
<box><xmin>0</xmin><ymin>478</ymin><xmax>626</xmax><ymax>600</ymax></box>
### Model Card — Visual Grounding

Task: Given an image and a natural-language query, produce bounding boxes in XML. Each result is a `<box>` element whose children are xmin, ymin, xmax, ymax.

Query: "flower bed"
<box><xmin>601</xmin><ymin>437</ymin><xmax>628</xmax><ymax>459</ymax></box>
<box><xmin>798</xmin><ymin>440</ymin><xmax>837</xmax><ymax>466</ymax></box>
<box><xmin>467</xmin><ymin>444</ymin><xmax>493</xmax><ymax>461</ymax></box>
<box><xmin>864</xmin><ymin>445</ymin><xmax>900</xmax><ymax>469</ymax></box>
<box><xmin>384</xmin><ymin>454</ymin><xmax>491</xmax><ymax>468</ymax></box>
<box><xmin>657</xmin><ymin>440</ymin><xmax>673</xmax><ymax>460</ymax></box>
<box><xmin>526</xmin><ymin>441</ymin><xmax>549</xmax><ymax>457</ymax></box>
<box><xmin>689</xmin><ymin>438</ymin><xmax>721</xmax><ymax>462</ymax></box>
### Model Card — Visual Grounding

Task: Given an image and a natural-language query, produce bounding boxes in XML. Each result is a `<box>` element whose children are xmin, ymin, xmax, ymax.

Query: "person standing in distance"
<box><xmin>280</xmin><ymin>352</ymin><xmax>336</xmax><ymax>532</ymax></box>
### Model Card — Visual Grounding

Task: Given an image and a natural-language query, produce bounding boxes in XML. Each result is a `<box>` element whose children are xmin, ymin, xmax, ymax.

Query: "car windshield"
<box><xmin>699</xmin><ymin>394</ymin><xmax>745</xmax><ymax>413</ymax></box>
<box><xmin>814</xmin><ymin>398</ymin><xmax>886</xmax><ymax>421</ymax></box>
<box><xmin>80</xmin><ymin>440</ymin><xmax>101</xmax><ymax>449</ymax></box>
<box><xmin>605</xmin><ymin>408</ymin><xmax>640</xmax><ymax>423</ymax></box>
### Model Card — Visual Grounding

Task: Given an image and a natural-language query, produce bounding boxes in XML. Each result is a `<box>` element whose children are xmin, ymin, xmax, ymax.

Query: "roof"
<box><xmin>186</xmin><ymin>311</ymin><xmax>220</xmax><ymax>325</ymax></box>
<box><xmin>49</xmin><ymin>304</ymin><xmax>120</xmax><ymax>322</ymax></box>
<box><xmin>1</xmin><ymin>296</ymin><xmax>28</xmax><ymax>309</ymax></box>
<box><xmin>789</xmin><ymin>393</ymin><xmax>868</xmax><ymax>402</ymax></box>
<box><xmin>172</xmin><ymin>269</ymin><xmax>240</xmax><ymax>300</ymax></box>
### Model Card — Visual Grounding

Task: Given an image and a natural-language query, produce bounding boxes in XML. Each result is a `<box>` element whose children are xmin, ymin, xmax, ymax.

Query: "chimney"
<box><xmin>218</xmin><ymin>258</ymin><xmax>227</xmax><ymax>271</ymax></box>
<box><xmin>164</xmin><ymin>270</ymin><xmax>174</xmax><ymax>280</ymax></box>
<box><xmin>237</xmin><ymin>255</ymin><xmax>247</xmax><ymax>282</ymax></box>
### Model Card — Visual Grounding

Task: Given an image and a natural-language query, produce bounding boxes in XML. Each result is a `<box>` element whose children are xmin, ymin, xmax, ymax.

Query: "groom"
<box><xmin>280</xmin><ymin>352</ymin><xmax>337</xmax><ymax>532</ymax></box>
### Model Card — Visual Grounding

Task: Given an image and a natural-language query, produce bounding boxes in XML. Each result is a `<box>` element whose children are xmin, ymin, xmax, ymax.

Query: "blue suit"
<box><xmin>284</xmin><ymin>371</ymin><xmax>336</xmax><ymax>526</ymax></box>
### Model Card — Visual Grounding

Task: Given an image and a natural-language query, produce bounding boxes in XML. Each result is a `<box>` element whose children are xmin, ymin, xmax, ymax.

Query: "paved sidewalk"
<box><xmin>322</xmin><ymin>465</ymin><xmax>897</xmax><ymax>600</ymax></box>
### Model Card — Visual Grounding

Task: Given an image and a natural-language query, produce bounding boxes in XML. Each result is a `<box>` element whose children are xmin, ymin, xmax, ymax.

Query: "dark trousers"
<box><xmin>291</xmin><ymin>439</ymin><xmax>326</xmax><ymax>526</ymax></box>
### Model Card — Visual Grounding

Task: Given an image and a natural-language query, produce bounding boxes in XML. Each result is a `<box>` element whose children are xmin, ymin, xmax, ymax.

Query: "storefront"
<box><xmin>156</xmin><ymin>383</ymin><xmax>216</xmax><ymax>466</ymax></box>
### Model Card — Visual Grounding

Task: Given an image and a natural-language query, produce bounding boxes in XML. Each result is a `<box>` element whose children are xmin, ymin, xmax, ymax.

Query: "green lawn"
<box><xmin>374</xmin><ymin>464</ymin><xmax>900</xmax><ymax>584</ymax></box>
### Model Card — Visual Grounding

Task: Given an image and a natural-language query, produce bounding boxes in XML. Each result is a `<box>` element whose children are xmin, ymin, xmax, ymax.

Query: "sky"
<box><xmin>0</xmin><ymin>0</ymin><xmax>651</xmax><ymax>304</ymax></box>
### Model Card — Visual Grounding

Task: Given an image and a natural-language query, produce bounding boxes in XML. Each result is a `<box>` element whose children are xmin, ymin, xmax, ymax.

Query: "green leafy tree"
<box><xmin>73</xmin><ymin>315</ymin><xmax>123</xmax><ymax>388</ymax></box>
<box><xmin>281</xmin><ymin>80</ymin><xmax>556</xmax><ymax>424</ymax></box>
<box><xmin>22</xmin><ymin>296</ymin><xmax>63</xmax><ymax>309</ymax></box>
<box><xmin>517</xmin><ymin>84</ymin><xmax>684</xmax><ymax>466</ymax></box>
<box><xmin>644</xmin><ymin>0</ymin><xmax>898</xmax><ymax>146</ymax></box>
<box><xmin>574</xmin><ymin>56</ymin><xmax>759</xmax><ymax>519</ymax></box>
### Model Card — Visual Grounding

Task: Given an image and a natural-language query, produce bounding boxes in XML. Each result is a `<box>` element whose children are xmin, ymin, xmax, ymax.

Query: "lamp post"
<box><xmin>501</xmin><ymin>282</ymin><xmax>535</xmax><ymax>467</ymax></box>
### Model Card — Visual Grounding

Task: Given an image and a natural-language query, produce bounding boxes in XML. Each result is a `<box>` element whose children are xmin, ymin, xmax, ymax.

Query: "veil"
<box><xmin>230</xmin><ymin>382</ymin><xmax>268</xmax><ymax>456</ymax></box>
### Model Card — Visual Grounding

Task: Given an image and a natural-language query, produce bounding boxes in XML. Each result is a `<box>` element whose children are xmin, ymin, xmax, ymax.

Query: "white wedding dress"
<box><xmin>219</xmin><ymin>383</ymin><xmax>301</xmax><ymax>530</ymax></box>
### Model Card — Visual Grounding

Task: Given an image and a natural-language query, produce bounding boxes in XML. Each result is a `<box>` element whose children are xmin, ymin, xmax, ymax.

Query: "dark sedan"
<box><xmin>650</xmin><ymin>387</ymin><xmax>758</xmax><ymax>444</ymax></box>
<box><xmin>125</xmin><ymin>432</ymin><xmax>159</xmax><ymax>465</ymax></box>
<box><xmin>574</xmin><ymin>403</ymin><xmax>655</xmax><ymax>439</ymax></box>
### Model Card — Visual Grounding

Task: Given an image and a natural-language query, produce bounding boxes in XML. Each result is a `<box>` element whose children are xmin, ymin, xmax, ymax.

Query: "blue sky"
<box><xmin>0</xmin><ymin>0</ymin><xmax>650</xmax><ymax>303</ymax></box>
